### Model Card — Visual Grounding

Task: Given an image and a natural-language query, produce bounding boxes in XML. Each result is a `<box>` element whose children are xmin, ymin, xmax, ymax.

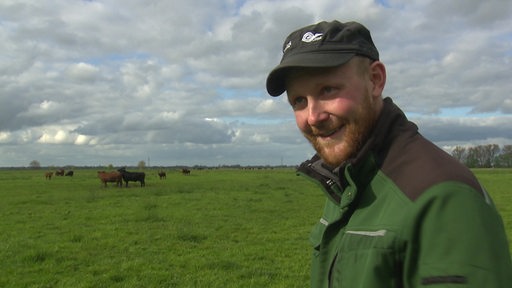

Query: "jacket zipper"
<box><xmin>296</xmin><ymin>158</ymin><xmax>342</xmax><ymax>204</ymax></box>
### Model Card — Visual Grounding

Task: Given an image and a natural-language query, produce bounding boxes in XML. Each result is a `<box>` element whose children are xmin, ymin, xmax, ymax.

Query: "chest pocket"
<box><xmin>332</xmin><ymin>229</ymin><xmax>403</xmax><ymax>287</ymax></box>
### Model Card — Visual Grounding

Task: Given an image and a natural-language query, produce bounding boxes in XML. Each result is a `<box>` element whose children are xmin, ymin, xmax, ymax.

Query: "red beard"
<box><xmin>303</xmin><ymin>94</ymin><xmax>378</xmax><ymax>167</ymax></box>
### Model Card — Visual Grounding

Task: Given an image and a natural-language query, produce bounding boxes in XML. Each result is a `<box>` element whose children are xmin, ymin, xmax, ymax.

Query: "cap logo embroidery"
<box><xmin>302</xmin><ymin>32</ymin><xmax>323</xmax><ymax>43</ymax></box>
<box><xmin>283</xmin><ymin>40</ymin><xmax>292</xmax><ymax>53</ymax></box>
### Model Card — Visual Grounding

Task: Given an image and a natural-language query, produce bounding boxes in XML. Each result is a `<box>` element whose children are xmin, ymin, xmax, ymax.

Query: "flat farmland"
<box><xmin>0</xmin><ymin>168</ymin><xmax>510</xmax><ymax>287</ymax></box>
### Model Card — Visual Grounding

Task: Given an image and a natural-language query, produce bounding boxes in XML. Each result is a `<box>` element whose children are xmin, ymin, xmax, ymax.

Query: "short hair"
<box><xmin>352</xmin><ymin>56</ymin><xmax>373</xmax><ymax>78</ymax></box>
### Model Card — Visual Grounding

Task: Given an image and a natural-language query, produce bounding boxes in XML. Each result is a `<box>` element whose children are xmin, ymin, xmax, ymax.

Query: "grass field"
<box><xmin>0</xmin><ymin>168</ymin><xmax>510</xmax><ymax>287</ymax></box>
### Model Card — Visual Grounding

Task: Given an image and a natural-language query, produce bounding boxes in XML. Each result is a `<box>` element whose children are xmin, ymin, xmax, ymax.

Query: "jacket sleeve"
<box><xmin>403</xmin><ymin>181</ymin><xmax>512</xmax><ymax>287</ymax></box>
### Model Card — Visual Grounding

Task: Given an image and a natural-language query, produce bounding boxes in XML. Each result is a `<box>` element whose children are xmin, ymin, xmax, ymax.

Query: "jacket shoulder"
<box><xmin>381</xmin><ymin>133</ymin><xmax>482</xmax><ymax>201</ymax></box>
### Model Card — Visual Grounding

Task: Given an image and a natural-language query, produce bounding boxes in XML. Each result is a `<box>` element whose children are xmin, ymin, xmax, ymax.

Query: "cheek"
<box><xmin>293</xmin><ymin>111</ymin><xmax>308</xmax><ymax>130</ymax></box>
<box><xmin>329</xmin><ymin>96</ymin><xmax>358</xmax><ymax>114</ymax></box>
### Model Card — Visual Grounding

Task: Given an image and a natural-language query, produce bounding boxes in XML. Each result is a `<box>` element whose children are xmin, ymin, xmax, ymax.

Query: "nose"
<box><xmin>307</xmin><ymin>98</ymin><xmax>329</xmax><ymax>126</ymax></box>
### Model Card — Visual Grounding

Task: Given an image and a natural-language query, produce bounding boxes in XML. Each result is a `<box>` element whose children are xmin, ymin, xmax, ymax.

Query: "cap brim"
<box><xmin>266</xmin><ymin>52</ymin><xmax>355</xmax><ymax>96</ymax></box>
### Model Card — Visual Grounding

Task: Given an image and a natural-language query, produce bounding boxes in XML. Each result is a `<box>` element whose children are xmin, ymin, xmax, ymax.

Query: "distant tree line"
<box><xmin>451</xmin><ymin>144</ymin><xmax>512</xmax><ymax>168</ymax></box>
<box><xmin>25</xmin><ymin>147</ymin><xmax>512</xmax><ymax>170</ymax></box>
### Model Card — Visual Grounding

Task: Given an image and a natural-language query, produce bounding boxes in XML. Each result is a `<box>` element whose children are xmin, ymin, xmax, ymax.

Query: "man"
<box><xmin>266</xmin><ymin>20</ymin><xmax>511</xmax><ymax>287</ymax></box>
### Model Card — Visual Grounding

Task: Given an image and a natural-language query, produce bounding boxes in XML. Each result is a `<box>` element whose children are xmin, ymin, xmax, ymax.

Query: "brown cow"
<box><xmin>182</xmin><ymin>168</ymin><xmax>191</xmax><ymax>175</ymax></box>
<box><xmin>45</xmin><ymin>172</ymin><xmax>53</xmax><ymax>180</ymax></box>
<box><xmin>55</xmin><ymin>169</ymin><xmax>65</xmax><ymax>176</ymax></box>
<box><xmin>158</xmin><ymin>171</ymin><xmax>166</xmax><ymax>179</ymax></box>
<box><xmin>97</xmin><ymin>171</ymin><xmax>122</xmax><ymax>187</ymax></box>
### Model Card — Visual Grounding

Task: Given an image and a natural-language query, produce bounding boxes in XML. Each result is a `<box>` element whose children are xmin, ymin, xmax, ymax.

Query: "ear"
<box><xmin>369</xmin><ymin>61</ymin><xmax>386</xmax><ymax>97</ymax></box>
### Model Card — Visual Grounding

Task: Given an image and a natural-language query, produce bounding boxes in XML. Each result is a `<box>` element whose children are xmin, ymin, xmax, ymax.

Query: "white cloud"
<box><xmin>0</xmin><ymin>131</ymin><xmax>11</xmax><ymax>143</ymax></box>
<box><xmin>74</xmin><ymin>134</ymin><xmax>92</xmax><ymax>145</ymax></box>
<box><xmin>0</xmin><ymin>0</ymin><xmax>510</xmax><ymax>167</ymax></box>
<box><xmin>67</xmin><ymin>62</ymin><xmax>100</xmax><ymax>81</ymax></box>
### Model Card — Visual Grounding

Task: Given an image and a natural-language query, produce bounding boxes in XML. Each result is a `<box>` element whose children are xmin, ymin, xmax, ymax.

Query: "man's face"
<box><xmin>286</xmin><ymin>59</ymin><xmax>382</xmax><ymax>167</ymax></box>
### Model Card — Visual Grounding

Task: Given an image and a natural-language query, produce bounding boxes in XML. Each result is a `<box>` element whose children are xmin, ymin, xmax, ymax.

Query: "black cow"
<box><xmin>65</xmin><ymin>170</ymin><xmax>74</xmax><ymax>177</ymax></box>
<box><xmin>117</xmin><ymin>168</ymin><xmax>145</xmax><ymax>187</ymax></box>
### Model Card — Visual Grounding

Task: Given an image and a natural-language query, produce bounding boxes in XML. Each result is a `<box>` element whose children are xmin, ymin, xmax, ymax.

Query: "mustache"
<box><xmin>303</xmin><ymin>117</ymin><xmax>347</xmax><ymax>137</ymax></box>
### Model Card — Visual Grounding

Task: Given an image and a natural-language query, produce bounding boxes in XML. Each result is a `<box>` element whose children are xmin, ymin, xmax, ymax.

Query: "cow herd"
<box><xmin>44</xmin><ymin>169</ymin><xmax>74</xmax><ymax>180</ymax></box>
<box><xmin>44</xmin><ymin>167</ymin><xmax>190</xmax><ymax>188</ymax></box>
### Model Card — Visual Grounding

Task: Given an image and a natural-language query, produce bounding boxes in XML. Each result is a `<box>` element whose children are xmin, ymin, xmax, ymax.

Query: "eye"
<box><xmin>290</xmin><ymin>96</ymin><xmax>307</xmax><ymax>111</ymax></box>
<box><xmin>321</xmin><ymin>86</ymin><xmax>337</xmax><ymax>96</ymax></box>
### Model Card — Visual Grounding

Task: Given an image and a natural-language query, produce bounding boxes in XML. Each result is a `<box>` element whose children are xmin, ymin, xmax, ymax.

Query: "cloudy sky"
<box><xmin>0</xmin><ymin>0</ymin><xmax>511</xmax><ymax>168</ymax></box>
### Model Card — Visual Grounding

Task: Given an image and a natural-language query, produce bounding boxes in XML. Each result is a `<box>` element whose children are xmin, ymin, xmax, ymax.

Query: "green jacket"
<box><xmin>298</xmin><ymin>98</ymin><xmax>512</xmax><ymax>287</ymax></box>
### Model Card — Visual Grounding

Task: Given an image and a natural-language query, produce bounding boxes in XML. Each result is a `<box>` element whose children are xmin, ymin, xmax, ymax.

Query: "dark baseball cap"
<box><xmin>266</xmin><ymin>20</ymin><xmax>379</xmax><ymax>96</ymax></box>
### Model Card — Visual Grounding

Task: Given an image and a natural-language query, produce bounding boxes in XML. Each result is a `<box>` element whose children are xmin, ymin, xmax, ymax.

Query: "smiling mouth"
<box><xmin>317</xmin><ymin>126</ymin><xmax>344</xmax><ymax>138</ymax></box>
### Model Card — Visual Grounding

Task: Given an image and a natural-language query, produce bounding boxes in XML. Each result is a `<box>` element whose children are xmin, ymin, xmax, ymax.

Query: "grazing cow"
<box><xmin>97</xmin><ymin>171</ymin><xmax>122</xmax><ymax>187</ymax></box>
<box><xmin>45</xmin><ymin>172</ymin><xmax>53</xmax><ymax>180</ymax></box>
<box><xmin>55</xmin><ymin>169</ymin><xmax>65</xmax><ymax>176</ymax></box>
<box><xmin>182</xmin><ymin>168</ymin><xmax>191</xmax><ymax>175</ymax></box>
<box><xmin>117</xmin><ymin>168</ymin><xmax>145</xmax><ymax>187</ymax></box>
<box><xmin>65</xmin><ymin>170</ymin><xmax>74</xmax><ymax>177</ymax></box>
<box><xmin>158</xmin><ymin>171</ymin><xmax>166</xmax><ymax>180</ymax></box>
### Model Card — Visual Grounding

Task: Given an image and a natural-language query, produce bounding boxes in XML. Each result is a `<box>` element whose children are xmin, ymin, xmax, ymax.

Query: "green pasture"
<box><xmin>0</xmin><ymin>168</ymin><xmax>510</xmax><ymax>287</ymax></box>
